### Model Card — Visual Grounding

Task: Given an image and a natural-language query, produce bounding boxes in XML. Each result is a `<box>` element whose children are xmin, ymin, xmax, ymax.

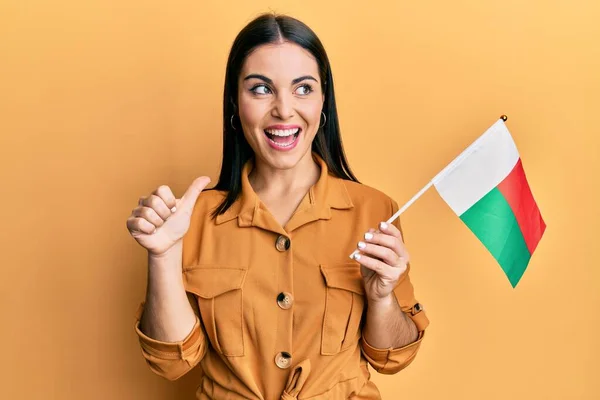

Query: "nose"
<box><xmin>271</xmin><ymin>92</ymin><xmax>294</xmax><ymax>120</ymax></box>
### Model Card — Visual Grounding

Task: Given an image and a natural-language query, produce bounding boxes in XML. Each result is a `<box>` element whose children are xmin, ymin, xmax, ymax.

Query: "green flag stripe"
<box><xmin>459</xmin><ymin>187</ymin><xmax>532</xmax><ymax>287</ymax></box>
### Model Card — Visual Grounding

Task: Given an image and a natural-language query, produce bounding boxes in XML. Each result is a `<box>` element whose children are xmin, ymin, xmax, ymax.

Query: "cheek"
<box><xmin>301</xmin><ymin>101</ymin><xmax>324</xmax><ymax>132</ymax></box>
<box><xmin>237</xmin><ymin>96</ymin><xmax>269</xmax><ymax>149</ymax></box>
<box><xmin>237</xmin><ymin>92</ymin><xmax>271</xmax><ymax>128</ymax></box>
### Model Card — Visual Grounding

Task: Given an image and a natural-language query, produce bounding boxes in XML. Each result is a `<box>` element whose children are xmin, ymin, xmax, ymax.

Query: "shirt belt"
<box><xmin>280</xmin><ymin>359</ymin><xmax>311</xmax><ymax>400</ymax></box>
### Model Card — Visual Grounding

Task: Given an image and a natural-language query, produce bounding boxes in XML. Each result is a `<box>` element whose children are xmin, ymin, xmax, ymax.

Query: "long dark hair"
<box><xmin>211</xmin><ymin>13</ymin><xmax>358</xmax><ymax>217</ymax></box>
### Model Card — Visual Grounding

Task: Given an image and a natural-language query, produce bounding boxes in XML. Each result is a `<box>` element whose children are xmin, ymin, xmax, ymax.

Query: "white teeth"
<box><xmin>265</xmin><ymin>128</ymin><xmax>300</xmax><ymax>137</ymax></box>
<box><xmin>268</xmin><ymin>137</ymin><xmax>296</xmax><ymax>147</ymax></box>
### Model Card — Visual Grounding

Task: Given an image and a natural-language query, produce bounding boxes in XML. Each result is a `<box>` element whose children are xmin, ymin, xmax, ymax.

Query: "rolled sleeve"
<box><xmin>134</xmin><ymin>303</ymin><xmax>207</xmax><ymax>381</ymax></box>
<box><xmin>361</xmin><ymin>269</ymin><xmax>430</xmax><ymax>374</ymax></box>
<box><xmin>361</xmin><ymin>331</ymin><xmax>425</xmax><ymax>374</ymax></box>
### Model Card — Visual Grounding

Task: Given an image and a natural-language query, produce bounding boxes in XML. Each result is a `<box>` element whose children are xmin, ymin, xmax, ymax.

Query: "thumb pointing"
<box><xmin>179</xmin><ymin>176</ymin><xmax>211</xmax><ymax>213</ymax></box>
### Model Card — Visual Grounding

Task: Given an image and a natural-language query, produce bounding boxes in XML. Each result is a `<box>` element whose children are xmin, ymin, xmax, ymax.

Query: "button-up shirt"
<box><xmin>134</xmin><ymin>154</ymin><xmax>429</xmax><ymax>399</ymax></box>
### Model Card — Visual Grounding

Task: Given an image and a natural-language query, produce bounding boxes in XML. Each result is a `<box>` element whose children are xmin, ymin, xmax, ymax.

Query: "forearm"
<box><xmin>139</xmin><ymin>241</ymin><xmax>196</xmax><ymax>342</ymax></box>
<box><xmin>363</xmin><ymin>294</ymin><xmax>418</xmax><ymax>349</ymax></box>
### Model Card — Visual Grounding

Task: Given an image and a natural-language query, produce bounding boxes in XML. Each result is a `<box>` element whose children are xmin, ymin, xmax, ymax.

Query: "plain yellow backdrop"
<box><xmin>1</xmin><ymin>0</ymin><xmax>598</xmax><ymax>399</ymax></box>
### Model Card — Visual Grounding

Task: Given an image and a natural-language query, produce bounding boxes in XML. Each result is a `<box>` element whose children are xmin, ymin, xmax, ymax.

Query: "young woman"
<box><xmin>127</xmin><ymin>13</ymin><xmax>428</xmax><ymax>400</ymax></box>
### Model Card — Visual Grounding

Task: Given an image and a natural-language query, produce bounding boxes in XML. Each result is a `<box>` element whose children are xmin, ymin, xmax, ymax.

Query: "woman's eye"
<box><xmin>295</xmin><ymin>84</ymin><xmax>313</xmax><ymax>95</ymax></box>
<box><xmin>251</xmin><ymin>84</ymin><xmax>271</xmax><ymax>95</ymax></box>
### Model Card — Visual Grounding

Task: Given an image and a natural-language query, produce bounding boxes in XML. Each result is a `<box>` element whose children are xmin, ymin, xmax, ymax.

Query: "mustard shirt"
<box><xmin>134</xmin><ymin>154</ymin><xmax>429</xmax><ymax>399</ymax></box>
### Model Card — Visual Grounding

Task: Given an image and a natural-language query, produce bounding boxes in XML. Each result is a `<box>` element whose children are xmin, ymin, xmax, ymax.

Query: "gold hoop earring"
<box><xmin>320</xmin><ymin>111</ymin><xmax>326</xmax><ymax>128</ymax></box>
<box><xmin>230</xmin><ymin>115</ymin><xmax>237</xmax><ymax>130</ymax></box>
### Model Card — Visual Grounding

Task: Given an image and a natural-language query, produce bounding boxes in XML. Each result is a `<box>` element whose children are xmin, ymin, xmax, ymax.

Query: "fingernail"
<box><xmin>379</xmin><ymin>222</ymin><xmax>388</xmax><ymax>230</ymax></box>
<box><xmin>152</xmin><ymin>228</ymin><xmax>157</xmax><ymax>234</ymax></box>
<box><xmin>353</xmin><ymin>253</ymin><xmax>361</xmax><ymax>260</ymax></box>
<box><xmin>358</xmin><ymin>241</ymin><xmax>366</xmax><ymax>249</ymax></box>
<box><xmin>171</xmin><ymin>207</ymin><xmax>177</xmax><ymax>212</ymax></box>
<box><xmin>364</xmin><ymin>232</ymin><xmax>374</xmax><ymax>240</ymax></box>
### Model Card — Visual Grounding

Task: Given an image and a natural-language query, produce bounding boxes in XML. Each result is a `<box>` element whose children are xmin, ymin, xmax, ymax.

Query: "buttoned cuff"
<box><xmin>401</xmin><ymin>306</ymin><xmax>430</xmax><ymax>332</ymax></box>
<box><xmin>134</xmin><ymin>303</ymin><xmax>204</xmax><ymax>362</ymax></box>
<box><xmin>361</xmin><ymin>331</ymin><xmax>425</xmax><ymax>374</ymax></box>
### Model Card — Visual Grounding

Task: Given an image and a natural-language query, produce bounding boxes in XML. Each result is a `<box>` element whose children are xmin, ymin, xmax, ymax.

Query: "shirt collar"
<box><xmin>215</xmin><ymin>153</ymin><xmax>354</xmax><ymax>233</ymax></box>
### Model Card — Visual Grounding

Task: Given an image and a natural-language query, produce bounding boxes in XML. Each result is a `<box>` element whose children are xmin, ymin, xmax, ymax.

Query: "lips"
<box><xmin>263</xmin><ymin>126</ymin><xmax>301</xmax><ymax>150</ymax></box>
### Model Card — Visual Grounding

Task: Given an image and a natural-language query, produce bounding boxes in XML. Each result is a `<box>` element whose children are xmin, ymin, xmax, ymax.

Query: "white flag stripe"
<box><xmin>432</xmin><ymin>120</ymin><xmax>520</xmax><ymax>216</ymax></box>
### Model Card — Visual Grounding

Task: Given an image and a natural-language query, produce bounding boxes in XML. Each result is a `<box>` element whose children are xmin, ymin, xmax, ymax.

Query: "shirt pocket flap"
<box><xmin>320</xmin><ymin>263</ymin><xmax>364</xmax><ymax>295</ymax></box>
<box><xmin>184</xmin><ymin>266</ymin><xmax>247</xmax><ymax>299</ymax></box>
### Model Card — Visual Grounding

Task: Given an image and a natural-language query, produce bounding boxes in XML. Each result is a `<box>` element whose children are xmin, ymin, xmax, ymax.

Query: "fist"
<box><xmin>126</xmin><ymin>177</ymin><xmax>211</xmax><ymax>256</ymax></box>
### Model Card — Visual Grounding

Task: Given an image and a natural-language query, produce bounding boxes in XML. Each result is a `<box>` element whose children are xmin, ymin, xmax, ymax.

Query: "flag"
<box><xmin>431</xmin><ymin>119</ymin><xmax>546</xmax><ymax>287</ymax></box>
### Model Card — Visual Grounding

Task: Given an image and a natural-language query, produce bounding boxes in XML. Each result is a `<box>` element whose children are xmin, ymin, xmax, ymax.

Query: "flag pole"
<box><xmin>385</xmin><ymin>181</ymin><xmax>434</xmax><ymax>225</ymax></box>
<box><xmin>348</xmin><ymin>114</ymin><xmax>508</xmax><ymax>260</ymax></box>
<box><xmin>348</xmin><ymin>179</ymin><xmax>434</xmax><ymax>259</ymax></box>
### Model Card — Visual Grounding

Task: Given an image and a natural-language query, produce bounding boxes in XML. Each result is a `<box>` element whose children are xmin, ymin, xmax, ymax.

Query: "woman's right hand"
<box><xmin>126</xmin><ymin>177</ymin><xmax>212</xmax><ymax>256</ymax></box>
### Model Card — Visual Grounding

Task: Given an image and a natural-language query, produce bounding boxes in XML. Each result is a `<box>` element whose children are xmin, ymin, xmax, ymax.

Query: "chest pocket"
<box><xmin>320</xmin><ymin>263</ymin><xmax>365</xmax><ymax>356</ymax></box>
<box><xmin>184</xmin><ymin>266</ymin><xmax>246</xmax><ymax>357</ymax></box>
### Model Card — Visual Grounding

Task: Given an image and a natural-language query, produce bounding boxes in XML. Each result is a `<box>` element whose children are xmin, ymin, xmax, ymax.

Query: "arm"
<box><xmin>139</xmin><ymin>241</ymin><xmax>196</xmax><ymax>341</ymax></box>
<box><xmin>363</xmin><ymin>292</ymin><xmax>418</xmax><ymax>350</ymax></box>
<box><xmin>359</xmin><ymin>266</ymin><xmax>428</xmax><ymax>374</ymax></box>
<box><xmin>135</xmin><ymin>241</ymin><xmax>208</xmax><ymax>381</ymax></box>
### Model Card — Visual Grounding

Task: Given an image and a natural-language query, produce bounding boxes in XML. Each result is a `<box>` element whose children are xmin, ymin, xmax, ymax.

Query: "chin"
<box><xmin>261</xmin><ymin>148</ymin><xmax>309</xmax><ymax>170</ymax></box>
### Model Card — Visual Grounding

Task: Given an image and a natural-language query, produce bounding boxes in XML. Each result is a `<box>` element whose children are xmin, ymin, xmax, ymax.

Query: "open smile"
<box><xmin>263</xmin><ymin>126</ymin><xmax>302</xmax><ymax>151</ymax></box>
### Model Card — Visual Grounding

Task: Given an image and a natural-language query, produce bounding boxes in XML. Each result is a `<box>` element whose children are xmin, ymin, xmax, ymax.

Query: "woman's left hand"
<box><xmin>353</xmin><ymin>221</ymin><xmax>409</xmax><ymax>303</ymax></box>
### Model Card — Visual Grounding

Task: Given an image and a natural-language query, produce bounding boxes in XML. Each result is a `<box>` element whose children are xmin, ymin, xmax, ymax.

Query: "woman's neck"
<box><xmin>248</xmin><ymin>152</ymin><xmax>321</xmax><ymax>199</ymax></box>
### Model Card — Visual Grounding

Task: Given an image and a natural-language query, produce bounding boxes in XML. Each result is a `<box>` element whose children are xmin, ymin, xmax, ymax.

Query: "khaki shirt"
<box><xmin>134</xmin><ymin>154</ymin><xmax>429</xmax><ymax>399</ymax></box>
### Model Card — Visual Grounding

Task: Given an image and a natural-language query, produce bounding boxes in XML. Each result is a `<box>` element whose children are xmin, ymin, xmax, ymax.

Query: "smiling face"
<box><xmin>237</xmin><ymin>41</ymin><xmax>324</xmax><ymax>170</ymax></box>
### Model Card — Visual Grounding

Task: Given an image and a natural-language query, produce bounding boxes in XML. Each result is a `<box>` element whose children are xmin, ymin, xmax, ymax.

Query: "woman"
<box><xmin>127</xmin><ymin>13</ymin><xmax>429</xmax><ymax>400</ymax></box>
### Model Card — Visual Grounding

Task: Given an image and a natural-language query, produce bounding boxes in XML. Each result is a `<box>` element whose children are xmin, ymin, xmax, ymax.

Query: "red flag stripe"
<box><xmin>497</xmin><ymin>159</ymin><xmax>546</xmax><ymax>254</ymax></box>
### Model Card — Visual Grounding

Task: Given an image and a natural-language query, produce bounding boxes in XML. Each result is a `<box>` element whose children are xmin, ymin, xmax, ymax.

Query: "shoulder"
<box><xmin>337</xmin><ymin>178</ymin><xmax>403</xmax><ymax>231</ymax></box>
<box><xmin>197</xmin><ymin>187</ymin><xmax>227</xmax><ymax>204</ymax></box>
<box><xmin>340</xmin><ymin>179</ymin><xmax>397</xmax><ymax>211</ymax></box>
<box><xmin>189</xmin><ymin>188</ymin><xmax>228</xmax><ymax>218</ymax></box>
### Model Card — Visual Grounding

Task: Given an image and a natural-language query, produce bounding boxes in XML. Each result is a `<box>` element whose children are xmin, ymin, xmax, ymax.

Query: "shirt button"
<box><xmin>275</xmin><ymin>352</ymin><xmax>292</xmax><ymax>369</ymax></box>
<box><xmin>275</xmin><ymin>235</ymin><xmax>291</xmax><ymax>252</ymax></box>
<box><xmin>277</xmin><ymin>292</ymin><xmax>294</xmax><ymax>310</ymax></box>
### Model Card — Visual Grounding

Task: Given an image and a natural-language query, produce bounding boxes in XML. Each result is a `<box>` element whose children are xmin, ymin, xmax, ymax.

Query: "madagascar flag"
<box><xmin>432</xmin><ymin>119</ymin><xmax>546</xmax><ymax>287</ymax></box>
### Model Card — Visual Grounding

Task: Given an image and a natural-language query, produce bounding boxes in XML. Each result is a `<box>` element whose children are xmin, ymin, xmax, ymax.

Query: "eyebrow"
<box><xmin>243</xmin><ymin>74</ymin><xmax>318</xmax><ymax>85</ymax></box>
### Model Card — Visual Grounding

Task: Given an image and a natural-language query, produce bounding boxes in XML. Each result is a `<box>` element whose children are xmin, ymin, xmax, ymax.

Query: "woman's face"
<box><xmin>237</xmin><ymin>41</ymin><xmax>324</xmax><ymax>170</ymax></box>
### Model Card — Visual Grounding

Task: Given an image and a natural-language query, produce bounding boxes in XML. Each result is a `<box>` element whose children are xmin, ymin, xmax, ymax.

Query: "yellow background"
<box><xmin>1</xmin><ymin>0</ymin><xmax>598</xmax><ymax>399</ymax></box>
